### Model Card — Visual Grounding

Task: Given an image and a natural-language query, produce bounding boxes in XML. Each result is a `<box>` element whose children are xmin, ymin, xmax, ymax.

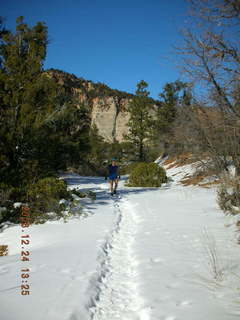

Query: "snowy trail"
<box><xmin>0</xmin><ymin>173</ymin><xmax>240</xmax><ymax>320</ymax></box>
<box><xmin>88</xmin><ymin>195</ymin><xmax>150</xmax><ymax>320</ymax></box>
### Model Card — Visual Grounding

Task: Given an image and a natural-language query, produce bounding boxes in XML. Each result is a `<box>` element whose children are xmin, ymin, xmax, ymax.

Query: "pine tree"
<box><xmin>157</xmin><ymin>80</ymin><xmax>191</xmax><ymax>132</ymax></box>
<box><xmin>125</xmin><ymin>81</ymin><xmax>154</xmax><ymax>161</ymax></box>
<box><xmin>154</xmin><ymin>80</ymin><xmax>192</xmax><ymax>152</ymax></box>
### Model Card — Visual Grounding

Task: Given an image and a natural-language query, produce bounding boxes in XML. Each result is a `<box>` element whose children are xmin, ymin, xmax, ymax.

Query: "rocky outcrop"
<box><xmin>91</xmin><ymin>96</ymin><xmax>130</xmax><ymax>142</ymax></box>
<box><xmin>46</xmin><ymin>69</ymin><xmax>156</xmax><ymax>142</ymax></box>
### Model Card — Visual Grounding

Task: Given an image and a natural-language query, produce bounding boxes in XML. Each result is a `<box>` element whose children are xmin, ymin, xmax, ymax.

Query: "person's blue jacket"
<box><xmin>108</xmin><ymin>164</ymin><xmax>118</xmax><ymax>175</ymax></box>
<box><xmin>105</xmin><ymin>164</ymin><xmax>120</xmax><ymax>180</ymax></box>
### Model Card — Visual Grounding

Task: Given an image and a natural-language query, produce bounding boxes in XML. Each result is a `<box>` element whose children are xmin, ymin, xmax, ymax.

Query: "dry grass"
<box><xmin>181</xmin><ymin>174</ymin><xmax>206</xmax><ymax>186</ymax></box>
<box><xmin>166</xmin><ymin>162</ymin><xmax>179</xmax><ymax>169</ymax></box>
<box><xmin>163</xmin><ymin>153</ymin><xmax>220</xmax><ymax>188</ymax></box>
<box><xmin>163</xmin><ymin>152</ymin><xmax>196</xmax><ymax>169</ymax></box>
<box><xmin>175</xmin><ymin>153</ymin><xmax>196</xmax><ymax>167</ymax></box>
<box><xmin>181</xmin><ymin>173</ymin><xmax>220</xmax><ymax>187</ymax></box>
<box><xmin>201</xmin><ymin>228</ymin><xmax>224</xmax><ymax>281</ymax></box>
<box><xmin>163</xmin><ymin>156</ymin><xmax>178</xmax><ymax>166</ymax></box>
<box><xmin>0</xmin><ymin>245</ymin><xmax>8</xmax><ymax>256</ymax></box>
<box><xmin>199</xmin><ymin>180</ymin><xmax>220</xmax><ymax>188</ymax></box>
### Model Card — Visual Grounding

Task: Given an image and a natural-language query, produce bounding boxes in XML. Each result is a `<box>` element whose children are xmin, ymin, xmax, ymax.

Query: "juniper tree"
<box><xmin>0</xmin><ymin>17</ymin><xmax>60</xmax><ymax>184</ymax></box>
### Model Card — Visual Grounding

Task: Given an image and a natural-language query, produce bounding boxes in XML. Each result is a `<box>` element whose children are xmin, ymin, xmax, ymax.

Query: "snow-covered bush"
<box><xmin>217</xmin><ymin>177</ymin><xmax>240</xmax><ymax>215</ymax></box>
<box><xmin>127</xmin><ymin>162</ymin><xmax>167</xmax><ymax>187</ymax></box>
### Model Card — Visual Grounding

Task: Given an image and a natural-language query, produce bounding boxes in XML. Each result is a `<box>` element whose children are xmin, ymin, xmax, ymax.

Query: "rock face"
<box><xmin>91</xmin><ymin>96</ymin><xmax>130</xmax><ymax>142</ymax></box>
<box><xmin>46</xmin><ymin>69</ymin><xmax>157</xmax><ymax>142</ymax></box>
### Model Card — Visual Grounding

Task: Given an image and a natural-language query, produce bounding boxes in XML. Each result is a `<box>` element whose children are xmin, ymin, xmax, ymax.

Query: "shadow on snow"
<box><xmin>63</xmin><ymin>174</ymin><xmax>171</xmax><ymax>209</ymax></box>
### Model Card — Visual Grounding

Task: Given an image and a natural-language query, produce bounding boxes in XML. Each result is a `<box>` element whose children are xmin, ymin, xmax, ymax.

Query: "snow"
<box><xmin>162</xmin><ymin>161</ymin><xmax>199</xmax><ymax>185</ymax></box>
<box><xmin>13</xmin><ymin>202</ymin><xmax>22</xmax><ymax>209</ymax></box>
<box><xmin>0</xmin><ymin>166</ymin><xmax>240</xmax><ymax>320</ymax></box>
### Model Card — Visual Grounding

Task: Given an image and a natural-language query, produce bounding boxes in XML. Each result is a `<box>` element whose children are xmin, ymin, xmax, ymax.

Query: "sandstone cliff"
<box><xmin>91</xmin><ymin>96</ymin><xmax>130</xmax><ymax>142</ymax></box>
<box><xmin>46</xmin><ymin>69</ymin><xmax>157</xmax><ymax>142</ymax></box>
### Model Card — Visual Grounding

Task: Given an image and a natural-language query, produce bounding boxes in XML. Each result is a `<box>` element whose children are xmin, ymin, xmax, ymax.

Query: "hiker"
<box><xmin>106</xmin><ymin>158</ymin><xmax>120</xmax><ymax>196</ymax></box>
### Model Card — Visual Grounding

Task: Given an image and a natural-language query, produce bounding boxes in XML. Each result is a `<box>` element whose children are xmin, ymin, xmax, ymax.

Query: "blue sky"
<box><xmin>1</xmin><ymin>0</ymin><xmax>189</xmax><ymax>99</ymax></box>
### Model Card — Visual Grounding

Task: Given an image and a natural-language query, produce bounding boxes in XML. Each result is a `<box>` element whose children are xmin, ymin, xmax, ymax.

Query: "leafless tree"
<box><xmin>174</xmin><ymin>0</ymin><xmax>240</xmax><ymax>175</ymax></box>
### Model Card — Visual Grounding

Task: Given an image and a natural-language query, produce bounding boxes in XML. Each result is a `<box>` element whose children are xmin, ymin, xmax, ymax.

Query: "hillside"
<box><xmin>45</xmin><ymin>69</ymin><xmax>159</xmax><ymax>142</ymax></box>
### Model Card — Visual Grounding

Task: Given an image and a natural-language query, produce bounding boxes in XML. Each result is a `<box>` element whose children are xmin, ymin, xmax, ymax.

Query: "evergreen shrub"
<box><xmin>0</xmin><ymin>183</ymin><xmax>27</xmax><ymax>225</ymax></box>
<box><xmin>127</xmin><ymin>162</ymin><xmax>168</xmax><ymax>187</ymax></box>
<box><xmin>120</xmin><ymin>162</ymin><xmax>140</xmax><ymax>175</ymax></box>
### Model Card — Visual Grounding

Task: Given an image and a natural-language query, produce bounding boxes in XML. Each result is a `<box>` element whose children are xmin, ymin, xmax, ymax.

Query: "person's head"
<box><xmin>111</xmin><ymin>157</ymin><xmax>117</xmax><ymax>165</ymax></box>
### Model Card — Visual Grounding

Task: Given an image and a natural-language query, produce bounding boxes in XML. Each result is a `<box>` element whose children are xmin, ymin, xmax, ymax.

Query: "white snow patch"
<box><xmin>13</xmin><ymin>202</ymin><xmax>22</xmax><ymax>209</ymax></box>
